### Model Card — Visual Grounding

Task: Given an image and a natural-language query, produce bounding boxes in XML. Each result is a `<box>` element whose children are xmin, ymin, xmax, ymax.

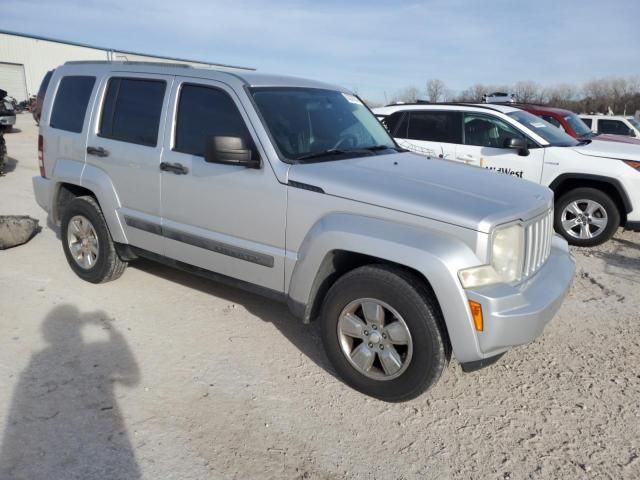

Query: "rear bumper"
<box><xmin>0</xmin><ymin>115</ymin><xmax>16</xmax><ymax>126</ymax></box>
<box><xmin>466</xmin><ymin>235</ymin><xmax>575</xmax><ymax>358</ymax></box>
<box><xmin>32</xmin><ymin>176</ymin><xmax>52</xmax><ymax>213</ymax></box>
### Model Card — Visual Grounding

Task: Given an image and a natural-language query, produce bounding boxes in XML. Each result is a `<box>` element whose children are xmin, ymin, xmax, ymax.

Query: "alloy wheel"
<box><xmin>337</xmin><ymin>298</ymin><xmax>413</xmax><ymax>381</ymax></box>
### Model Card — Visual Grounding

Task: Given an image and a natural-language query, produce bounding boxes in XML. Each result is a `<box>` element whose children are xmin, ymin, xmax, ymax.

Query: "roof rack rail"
<box><xmin>383</xmin><ymin>101</ymin><xmax>511</xmax><ymax>113</ymax></box>
<box><xmin>64</xmin><ymin>60</ymin><xmax>256</xmax><ymax>71</ymax></box>
<box><xmin>65</xmin><ymin>60</ymin><xmax>191</xmax><ymax>68</ymax></box>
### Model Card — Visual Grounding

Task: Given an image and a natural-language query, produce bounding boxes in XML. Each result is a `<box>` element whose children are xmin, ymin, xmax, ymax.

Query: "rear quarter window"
<box><xmin>407</xmin><ymin>111</ymin><xmax>462</xmax><ymax>143</ymax></box>
<box><xmin>49</xmin><ymin>76</ymin><xmax>96</xmax><ymax>133</ymax></box>
<box><xmin>99</xmin><ymin>78</ymin><xmax>166</xmax><ymax>147</ymax></box>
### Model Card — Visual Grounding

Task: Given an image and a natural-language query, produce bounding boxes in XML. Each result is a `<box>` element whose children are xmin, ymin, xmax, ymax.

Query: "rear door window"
<box><xmin>99</xmin><ymin>78</ymin><xmax>166</xmax><ymax>147</ymax></box>
<box><xmin>173</xmin><ymin>84</ymin><xmax>254</xmax><ymax>158</ymax></box>
<box><xmin>406</xmin><ymin>111</ymin><xmax>462</xmax><ymax>143</ymax></box>
<box><xmin>49</xmin><ymin>76</ymin><xmax>96</xmax><ymax>133</ymax></box>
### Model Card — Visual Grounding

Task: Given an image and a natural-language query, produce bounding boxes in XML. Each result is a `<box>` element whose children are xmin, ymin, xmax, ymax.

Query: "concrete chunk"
<box><xmin>0</xmin><ymin>216</ymin><xmax>40</xmax><ymax>249</ymax></box>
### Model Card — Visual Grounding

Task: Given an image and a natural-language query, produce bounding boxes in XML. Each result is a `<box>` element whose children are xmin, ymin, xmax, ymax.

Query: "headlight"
<box><xmin>459</xmin><ymin>224</ymin><xmax>524</xmax><ymax>288</ymax></box>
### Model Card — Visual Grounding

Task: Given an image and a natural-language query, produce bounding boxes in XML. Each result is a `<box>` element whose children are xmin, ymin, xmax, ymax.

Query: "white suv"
<box><xmin>580</xmin><ymin>114</ymin><xmax>640</xmax><ymax>139</ymax></box>
<box><xmin>374</xmin><ymin>103</ymin><xmax>640</xmax><ymax>246</ymax></box>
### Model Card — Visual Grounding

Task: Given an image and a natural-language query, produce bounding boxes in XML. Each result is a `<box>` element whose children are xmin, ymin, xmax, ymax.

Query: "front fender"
<box><xmin>286</xmin><ymin>213</ymin><xmax>484</xmax><ymax>362</ymax></box>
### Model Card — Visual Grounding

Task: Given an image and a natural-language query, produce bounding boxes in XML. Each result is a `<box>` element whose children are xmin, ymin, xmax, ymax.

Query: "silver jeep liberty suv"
<box><xmin>33</xmin><ymin>62</ymin><xmax>575</xmax><ymax>401</ymax></box>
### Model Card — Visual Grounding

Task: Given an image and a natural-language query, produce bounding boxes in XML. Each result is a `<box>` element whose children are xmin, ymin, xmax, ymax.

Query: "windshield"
<box><xmin>564</xmin><ymin>113</ymin><xmax>592</xmax><ymax>137</ymax></box>
<box><xmin>628</xmin><ymin>117</ymin><xmax>640</xmax><ymax>129</ymax></box>
<box><xmin>251</xmin><ymin>87</ymin><xmax>396</xmax><ymax>161</ymax></box>
<box><xmin>508</xmin><ymin>110</ymin><xmax>579</xmax><ymax>147</ymax></box>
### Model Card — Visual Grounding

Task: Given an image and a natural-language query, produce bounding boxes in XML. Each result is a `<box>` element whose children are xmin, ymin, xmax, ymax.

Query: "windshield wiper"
<box><xmin>363</xmin><ymin>144</ymin><xmax>408</xmax><ymax>153</ymax></box>
<box><xmin>295</xmin><ymin>145</ymin><xmax>402</xmax><ymax>162</ymax></box>
<box><xmin>363</xmin><ymin>145</ymin><xmax>392</xmax><ymax>151</ymax></box>
<box><xmin>295</xmin><ymin>149</ymin><xmax>349</xmax><ymax>161</ymax></box>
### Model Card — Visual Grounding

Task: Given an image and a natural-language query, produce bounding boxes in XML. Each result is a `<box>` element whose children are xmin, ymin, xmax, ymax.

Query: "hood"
<box><xmin>587</xmin><ymin>133</ymin><xmax>640</xmax><ymax>146</ymax></box>
<box><xmin>571</xmin><ymin>138</ymin><xmax>640</xmax><ymax>161</ymax></box>
<box><xmin>288</xmin><ymin>152</ymin><xmax>552</xmax><ymax>233</ymax></box>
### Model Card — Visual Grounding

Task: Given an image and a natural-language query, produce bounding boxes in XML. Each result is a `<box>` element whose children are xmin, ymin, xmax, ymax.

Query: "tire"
<box><xmin>320</xmin><ymin>264</ymin><xmax>449</xmax><ymax>402</ymax></box>
<box><xmin>554</xmin><ymin>187</ymin><xmax>620</xmax><ymax>247</ymax></box>
<box><xmin>61</xmin><ymin>195</ymin><xmax>127</xmax><ymax>283</ymax></box>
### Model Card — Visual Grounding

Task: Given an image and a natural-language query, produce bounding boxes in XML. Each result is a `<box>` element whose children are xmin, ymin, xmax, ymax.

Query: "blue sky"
<box><xmin>3</xmin><ymin>0</ymin><xmax>639</xmax><ymax>102</ymax></box>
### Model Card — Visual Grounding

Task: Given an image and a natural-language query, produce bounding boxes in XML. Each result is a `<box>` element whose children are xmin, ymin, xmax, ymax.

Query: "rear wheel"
<box><xmin>554</xmin><ymin>188</ymin><xmax>619</xmax><ymax>247</ymax></box>
<box><xmin>320</xmin><ymin>264</ymin><xmax>449</xmax><ymax>402</ymax></box>
<box><xmin>61</xmin><ymin>196</ymin><xmax>127</xmax><ymax>283</ymax></box>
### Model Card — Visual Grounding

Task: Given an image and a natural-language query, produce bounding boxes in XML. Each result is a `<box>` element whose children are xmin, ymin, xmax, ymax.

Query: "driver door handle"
<box><xmin>456</xmin><ymin>154</ymin><xmax>475</xmax><ymax>161</ymax></box>
<box><xmin>160</xmin><ymin>162</ymin><xmax>189</xmax><ymax>175</ymax></box>
<box><xmin>87</xmin><ymin>146</ymin><xmax>109</xmax><ymax>157</ymax></box>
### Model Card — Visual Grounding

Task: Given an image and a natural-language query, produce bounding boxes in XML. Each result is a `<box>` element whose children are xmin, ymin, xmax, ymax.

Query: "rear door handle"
<box><xmin>160</xmin><ymin>162</ymin><xmax>189</xmax><ymax>175</ymax></box>
<box><xmin>87</xmin><ymin>146</ymin><xmax>109</xmax><ymax>157</ymax></box>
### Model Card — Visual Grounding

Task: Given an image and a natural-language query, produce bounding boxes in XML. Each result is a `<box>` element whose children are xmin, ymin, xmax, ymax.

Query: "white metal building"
<box><xmin>0</xmin><ymin>30</ymin><xmax>253</xmax><ymax>101</ymax></box>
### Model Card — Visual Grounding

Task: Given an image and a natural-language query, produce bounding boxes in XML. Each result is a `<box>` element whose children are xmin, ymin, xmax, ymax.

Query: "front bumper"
<box><xmin>0</xmin><ymin>115</ymin><xmax>16</xmax><ymax>126</ymax></box>
<box><xmin>465</xmin><ymin>235</ymin><xmax>575</xmax><ymax>358</ymax></box>
<box><xmin>624</xmin><ymin>221</ymin><xmax>640</xmax><ymax>232</ymax></box>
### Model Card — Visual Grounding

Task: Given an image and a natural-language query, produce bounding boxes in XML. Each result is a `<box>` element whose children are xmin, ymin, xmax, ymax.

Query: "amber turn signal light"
<box><xmin>469</xmin><ymin>300</ymin><xmax>483</xmax><ymax>332</ymax></box>
<box><xmin>623</xmin><ymin>160</ymin><xmax>640</xmax><ymax>170</ymax></box>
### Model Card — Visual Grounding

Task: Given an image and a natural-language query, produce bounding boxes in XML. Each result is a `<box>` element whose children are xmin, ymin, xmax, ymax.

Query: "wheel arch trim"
<box><xmin>52</xmin><ymin>161</ymin><xmax>127</xmax><ymax>243</ymax></box>
<box><xmin>286</xmin><ymin>213</ymin><xmax>485</xmax><ymax>362</ymax></box>
<box><xmin>548</xmin><ymin>173</ymin><xmax>632</xmax><ymax>214</ymax></box>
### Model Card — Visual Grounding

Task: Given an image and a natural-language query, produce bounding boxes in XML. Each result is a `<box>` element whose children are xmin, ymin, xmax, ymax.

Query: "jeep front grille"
<box><xmin>523</xmin><ymin>209</ymin><xmax>554</xmax><ymax>278</ymax></box>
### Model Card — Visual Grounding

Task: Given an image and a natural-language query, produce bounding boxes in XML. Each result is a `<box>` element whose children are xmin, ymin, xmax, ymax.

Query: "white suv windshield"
<box><xmin>628</xmin><ymin>117</ymin><xmax>640</xmax><ymax>129</ymax></box>
<box><xmin>508</xmin><ymin>110</ymin><xmax>579</xmax><ymax>147</ymax></box>
<box><xmin>251</xmin><ymin>87</ymin><xmax>397</xmax><ymax>162</ymax></box>
<box><xmin>564</xmin><ymin>113</ymin><xmax>592</xmax><ymax>137</ymax></box>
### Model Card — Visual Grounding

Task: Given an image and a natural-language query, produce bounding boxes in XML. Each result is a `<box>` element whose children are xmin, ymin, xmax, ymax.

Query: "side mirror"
<box><xmin>204</xmin><ymin>136</ymin><xmax>260</xmax><ymax>168</ymax></box>
<box><xmin>628</xmin><ymin>128</ymin><xmax>636</xmax><ymax>137</ymax></box>
<box><xmin>504</xmin><ymin>137</ymin><xmax>529</xmax><ymax>156</ymax></box>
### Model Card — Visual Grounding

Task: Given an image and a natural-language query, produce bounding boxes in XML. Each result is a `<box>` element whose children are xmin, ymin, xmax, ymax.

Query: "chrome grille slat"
<box><xmin>522</xmin><ymin>209</ymin><xmax>553</xmax><ymax>280</ymax></box>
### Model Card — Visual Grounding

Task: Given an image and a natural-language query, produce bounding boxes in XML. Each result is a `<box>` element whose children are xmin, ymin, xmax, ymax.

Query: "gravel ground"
<box><xmin>0</xmin><ymin>114</ymin><xmax>639</xmax><ymax>480</ymax></box>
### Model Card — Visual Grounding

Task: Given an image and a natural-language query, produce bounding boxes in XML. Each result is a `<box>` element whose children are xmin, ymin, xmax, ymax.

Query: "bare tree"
<box><xmin>455</xmin><ymin>84</ymin><xmax>487</xmax><ymax>102</ymax></box>
<box><xmin>426</xmin><ymin>79</ymin><xmax>447</xmax><ymax>103</ymax></box>
<box><xmin>391</xmin><ymin>86</ymin><xmax>421</xmax><ymax>104</ymax></box>
<box><xmin>389</xmin><ymin>76</ymin><xmax>640</xmax><ymax>115</ymax></box>
<box><xmin>513</xmin><ymin>81</ymin><xmax>543</xmax><ymax>103</ymax></box>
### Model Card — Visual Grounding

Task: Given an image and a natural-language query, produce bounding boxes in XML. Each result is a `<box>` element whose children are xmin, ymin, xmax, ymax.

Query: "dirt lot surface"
<box><xmin>1</xmin><ymin>115</ymin><xmax>639</xmax><ymax>479</ymax></box>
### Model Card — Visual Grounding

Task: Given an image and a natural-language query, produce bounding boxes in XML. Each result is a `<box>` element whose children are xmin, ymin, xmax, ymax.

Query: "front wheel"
<box><xmin>554</xmin><ymin>188</ymin><xmax>620</xmax><ymax>247</ymax></box>
<box><xmin>320</xmin><ymin>265</ymin><xmax>449</xmax><ymax>402</ymax></box>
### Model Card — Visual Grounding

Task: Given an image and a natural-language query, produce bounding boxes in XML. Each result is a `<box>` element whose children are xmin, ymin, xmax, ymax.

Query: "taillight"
<box><xmin>38</xmin><ymin>134</ymin><xmax>45</xmax><ymax>177</ymax></box>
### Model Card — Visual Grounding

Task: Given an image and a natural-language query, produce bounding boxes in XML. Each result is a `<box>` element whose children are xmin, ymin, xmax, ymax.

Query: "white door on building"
<box><xmin>0</xmin><ymin>62</ymin><xmax>28</xmax><ymax>101</ymax></box>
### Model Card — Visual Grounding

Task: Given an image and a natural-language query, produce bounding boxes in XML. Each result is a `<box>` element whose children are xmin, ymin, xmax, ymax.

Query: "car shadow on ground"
<box><xmin>589</xmin><ymin>235</ymin><xmax>640</xmax><ymax>284</ymax></box>
<box><xmin>4</xmin><ymin>128</ymin><xmax>22</xmax><ymax>134</ymax></box>
<box><xmin>1</xmin><ymin>157</ymin><xmax>18</xmax><ymax>174</ymax></box>
<box><xmin>0</xmin><ymin>305</ymin><xmax>141</xmax><ymax>480</ymax></box>
<box><xmin>132</xmin><ymin>258</ymin><xmax>337</xmax><ymax>379</ymax></box>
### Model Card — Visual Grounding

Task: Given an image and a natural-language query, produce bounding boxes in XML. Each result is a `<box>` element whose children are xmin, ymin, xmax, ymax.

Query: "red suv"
<box><xmin>519</xmin><ymin>105</ymin><xmax>640</xmax><ymax>145</ymax></box>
